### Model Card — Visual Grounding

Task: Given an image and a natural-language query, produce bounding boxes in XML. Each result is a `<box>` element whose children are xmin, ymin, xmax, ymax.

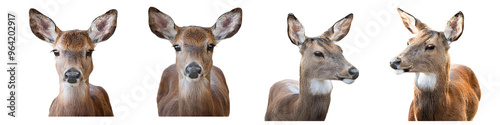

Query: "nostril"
<box><xmin>185</xmin><ymin>63</ymin><xmax>202</xmax><ymax>79</ymax></box>
<box><xmin>64</xmin><ymin>68</ymin><xmax>81</xmax><ymax>83</ymax></box>
<box><xmin>348</xmin><ymin>68</ymin><xmax>359</xmax><ymax>79</ymax></box>
<box><xmin>390</xmin><ymin>58</ymin><xmax>401</xmax><ymax>69</ymax></box>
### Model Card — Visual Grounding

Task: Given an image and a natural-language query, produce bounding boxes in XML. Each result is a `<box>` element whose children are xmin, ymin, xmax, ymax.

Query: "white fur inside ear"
<box><xmin>342</xmin><ymin>79</ymin><xmax>354</xmax><ymax>84</ymax></box>
<box><xmin>213</xmin><ymin>12</ymin><xmax>241</xmax><ymax>40</ymax></box>
<box><xmin>331</xmin><ymin>17</ymin><xmax>351</xmax><ymax>41</ymax></box>
<box><xmin>415</xmin><ymin>73</ymin><xmax>437</xmax><ymax>90</ymax></box>
<box><xmin>399</xmin><ymin>11</ymin><xmax>419</xmax><ymax>34</ymax></box>
<box><xmin>295</xmin><ymin>25</ymin><xmax>305</xmax><ymax>43</ymax></box>
<box><xmin>444</xmin><ymin>17</ymin><xmax>463</xmax><ymax>40</ymax></box>
<box><xmin>394</xmin><ymin>69</ymin><xmax>404</xmax><ymax>75</ymax></box>
<box><xmin>288</xmin><ymin>21</ymin><xmax>306</xmax><ymax>43</ymax></box>
<box><xmin>309</xmin><ymin>79</ymin><xmax>332</xmax><ymax>95</ymax></box>
<box><xmin>89</xmin><ymin>14</ymin><xmax>116</xmax><ymax>43</ymax></box>
<box><xmin>32</xmin><ymin>14</ymin><xmax>58</xmax><ymax>42</ymax></box>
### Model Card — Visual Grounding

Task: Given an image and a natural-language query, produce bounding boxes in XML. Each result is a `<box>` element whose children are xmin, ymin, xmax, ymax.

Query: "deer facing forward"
<box><xmin>29</xmin><ymin>9</ymin><xmax>116</xmax><ymax>116</ymax></box>
<box><xmin>149</xmin><ymin>7</ymin><xmax>242</xmax><ymax>116</ymax></box>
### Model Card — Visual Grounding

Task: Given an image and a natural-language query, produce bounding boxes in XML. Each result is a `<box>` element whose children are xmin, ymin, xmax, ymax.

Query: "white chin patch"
<box><xmin>342</xmin><ymin>79</ymin><xmax>354</xmax><ymax>84</ymax></box>
<box><xmin>415</xmin><ymin>73</ymin><xmax>437</xmax><ymax>90</ymax></box>
<box><xmin>309</xmin><ymin>79</ymin><xmax>333</xmax><ymax>95</ymax></box>
<box><xmin>64</xmin><ymin>82</ymin><xmax>79</xmax><ymax>87</ymax></box>
<box><xmin>394</xmin><ymin>69</ymin><xmax>404</xmax><ymax>75</ymax></box>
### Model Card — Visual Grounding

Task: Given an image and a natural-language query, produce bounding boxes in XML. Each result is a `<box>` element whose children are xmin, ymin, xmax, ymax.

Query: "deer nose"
<box><xmin>65</xmin><ymin>68</ymin><xmax>81</xmax><ymax>83</ymax></box>
<box><xmin>185</xmin><ymin>62</ymin><xmax>202</xmax><ymax>79</ymax></box>
<box><xmin>348</xmin><ymin>67</ymin><xmax>359</xmax><ymax>79</ymax></box>
<box><xmin>390</xmin><ymin>58</ymin><xmax>401</xmax><ymax>69</ymax></box>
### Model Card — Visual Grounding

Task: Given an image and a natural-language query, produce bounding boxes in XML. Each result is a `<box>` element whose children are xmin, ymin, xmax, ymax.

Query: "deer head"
<box><xmin>148</xmin><ymin>7</ymin><xmax>242</xmax><ymax>84</ymax></box>
<box><xmin>30</xmin><ymin>9</ymin><xmax>117</xmax><ymax>89</ymax></box>
<box><xmin>287</xmin><ymin>13</ymin><xmax>358</xmax><ymax>85</ymax></box>
<box><xmin>390</xmin><ymin>8</ymin><xmax>464</xmax><ymax>90</ymax></box>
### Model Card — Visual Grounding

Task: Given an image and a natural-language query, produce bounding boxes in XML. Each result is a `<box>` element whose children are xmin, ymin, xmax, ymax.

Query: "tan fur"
<box><xmin>29</xmin><ymin>9</ymin><xmax>116</xmax><ymax>116</ymax></box>
<box><xmin>394</xmin><ymin>8</ymin><xmax>480</xmax><ymax>121</ymax></box>
<box><xmin>149</xmin><ymin>7</ymin><xmax>241</xmax><ymax>116</ymax></box>
<box><xmin>265</xmin><ymin>13</ymin><xmax>357</xmax><ymax>121</ymax></box>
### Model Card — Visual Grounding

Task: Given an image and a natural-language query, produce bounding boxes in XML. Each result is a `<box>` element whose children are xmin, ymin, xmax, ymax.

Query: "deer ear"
<box><xmin>29</xmin><ymin>8</ymin><xmax>61</xmax><ymax>44</ymax></box>
<box><xmin>321</xmin><ymin>13</ymin><xmax>353</xmax><ymax>42</ymax></box>
<box><xmin>88</xmin><ymin>9</ymin><xmax>117</xmax><ymax>44</ymax></box>
<box><xmin>397</xmin><ymin>8</ymin><xmax>428</xmax><ymax>34</ymax></box>
<box><xmin>444</xmin><ymin>11</ymin><xmax>464</xmax><ymax>42</ymax></box>
<box><xmin>149</xmin><ymin>7</ymin><xmax>178</xmax><ymax>41</ymax></box>
<box><xmin>211</xmin><ymin>8</ymin><xmax>242</xmax><ymax>41</ymax></box>
<box><xmin>287</xmin><ymin>13</ymin><xmax>306</xmax><ymax>47</ymax></box>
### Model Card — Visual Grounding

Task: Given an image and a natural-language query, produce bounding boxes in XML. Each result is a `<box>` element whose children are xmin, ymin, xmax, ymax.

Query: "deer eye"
<box><xmin>173</xmin><ymin>45</ymin><xmax>181</xmax><ymax>51</ymax></box>
<box><xmin>425</xmin><ymin>44</ymin><xmax>435</xmax><ymax>50</ymax></box>
<box><xmin>52</xmin><ymin>50</ymin><xmax>60</xmax><ymax>56</ymax></box>
<box><xmin>314</xmin><ymin>51</ymin><xmax>324</xmax><ymax>58</ymax></box>
<box><xmin>207</xmin><ymin>44</ymin><xmax>215</xmax><ymax>52</ymax></box>
<box><xmin>86</xmin><ymin>50</ymin><xmax>94</xmax><ymax>57</ymax></box>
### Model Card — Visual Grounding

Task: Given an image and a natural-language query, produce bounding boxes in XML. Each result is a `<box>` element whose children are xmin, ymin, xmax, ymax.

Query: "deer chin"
<box><xmin>394</xmin><ymin>69</ymin><xmax>405</xmax><ymax>75</ymax></box>
<box><xmin>62</xmin><ymin>81</ymin><xmax>80</xmax><ymax>87</ymax></box>
<box><xmin>394</xmin><ymin>67</ymin><xmax>411</xmax><ymax>75</ymax></box>
<box><xmin>341</xmin><ymin>78</ymin><xmax>355</xmax><ymax>84</ymax></box>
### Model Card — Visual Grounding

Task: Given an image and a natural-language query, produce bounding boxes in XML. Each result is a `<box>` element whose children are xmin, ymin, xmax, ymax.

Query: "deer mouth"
<box><xmin>336</xmin><ymin>76</ymin><xmax>356</xmax><ymax>84</ymax></box>
<box><xmin>394</xmin><ymin>67</ymin><xmax>411</xmax><ymax>75</ymax></box>
<box><xmin>340</xmin><ymin>78</ymin><xmax>355</xmax><ymax>84</ymax></box>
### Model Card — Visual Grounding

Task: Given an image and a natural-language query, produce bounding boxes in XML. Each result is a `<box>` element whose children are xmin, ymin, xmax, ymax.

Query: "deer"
<box><xmin>148</xmin><ymin>7</ymin><xmax>242</xmax><ymax>116</ymax></box>
<box><xmin>265</xmin><ymin>13</ymin><xmax>358</xmax><ymax>121</ymax></box>
<box><xmin>390</xmin><ymin>8</ymin><xmax>481</xmax><ymax>121</ymax></box>
<box><xmin>29</xmin><ymin>8</ymin><xmax>116</xmax><ymax>116</ymax></box>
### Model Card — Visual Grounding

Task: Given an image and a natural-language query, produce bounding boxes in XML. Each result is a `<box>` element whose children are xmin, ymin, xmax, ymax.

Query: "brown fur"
<box><xmin>149</xmin><ymin>7</ymin><xmax>241</xmax><ymax>116</ymax></box>
<box><xmin>266</xmin><ymin>13</ymin><xmax>356</xmax><ymax>121</ymax></box>
<box><xmin>29</xmin><ymin>8</ymin><xmax>116</xmax><ymax>116</ymax></box>
<box><xmin>157</xmin><ymin>64</ymin><xmax>229</xmax><ymax>116</ymax></box>
<box><xmin>395</xmin><ymin>8</ymin><xmax>480</xmax><ymax>121</ymax></box>
<box><xmin>49</xmin><ymin>84</ymin><xmax>113</xmax><ymax>116</ymax></box>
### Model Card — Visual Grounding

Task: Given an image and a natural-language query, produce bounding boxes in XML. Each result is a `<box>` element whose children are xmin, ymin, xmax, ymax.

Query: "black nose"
<box><xmin>185</xmin><ymin>62</ymin><xmax>202</xmax><ymax>79</ymax></box>
<box><xmin>390</xmin><ymin>58</ymin><xmax>401</xmax><ymax>69</ymax></box>
<box><xmin>348</xmin><ymin>67</ymin><xmax>359</xmax><ymax>79</ymax></box>
<box><xmin>65</xmin><ymin>68</ymin><xmax>81</xmax><ymax>83</ymax></box>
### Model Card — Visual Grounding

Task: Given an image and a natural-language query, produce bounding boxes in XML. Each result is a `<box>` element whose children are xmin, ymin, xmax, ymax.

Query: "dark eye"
<box><xmin>425</xmin><ymin>45</ymin><xmax>435</xmax><ymax>50</ymax></box>
<box><xmin>314</xmin><ymin>51</ymin><xmax>324</xmax><ymax>58</ymax></box>
<box><xmin>52</xmin><ymin>50</ymin><xmax>60</xmax><ymax>56</ymax></box>
<box><xmin>86</xmin><ymin>50</ymin><xmax>94</xmax><ymax>57</ymax></box>
<box><xmin>173</xmin><ymin>45</ymin><xmax>181</xmax><ymax>51</ymax></box>
<box><xmin>207</xmin><ymin>44</ymin><xmax>215</xmax><ymax>52</ymax></box>
<box><xmin>407</xmin><ymin>41</ymin><xmax>409</xmax><ymax>45</ymax></box>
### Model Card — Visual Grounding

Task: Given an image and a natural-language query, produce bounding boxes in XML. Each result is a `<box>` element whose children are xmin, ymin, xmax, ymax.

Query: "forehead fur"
<box><xmin>177</xmin><ymin>26</ymin><xmax>214</xmax><ymax>44</ymax></box>
<box><xmin>56</xmin><ymin>30</ymin><xmax>93</xmax><ymax>49</ymax></box>
<box><xmin>414</xmin><ymin>30</ymin><xmax>448</xmax><ymax>43</ymax></box>
<box><xmin>300</xmin><ymin>37</ymin><xmax>340</xmax><ymax>53</ymax></box>
<box><xmin>409</xmin><ymin>30</ymin><xmax>450</xmax><ymax>50</ymax></box>
<box><xmin>415</xmin><ymin>30</ymin><xmax>438</xmax><ymax>41</ymax></box>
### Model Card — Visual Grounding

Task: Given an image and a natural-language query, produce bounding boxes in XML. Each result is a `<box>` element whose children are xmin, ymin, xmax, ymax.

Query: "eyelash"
<box><xmin>52</xmin><ymin>50</ymin><xmax>60</xmax><ymax>56</ymax></box>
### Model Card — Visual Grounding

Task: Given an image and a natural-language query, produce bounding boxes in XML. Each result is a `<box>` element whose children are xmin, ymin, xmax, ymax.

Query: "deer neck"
<box><xmin>53</xmin><ymin>81</ymin><xmax>95</xmax><ymax>115</ymax></box>
<box><xmin>295</xmin><ymin>67</ymin><xmax>332</xmax><ymax>119</ymax></box>
<box><xmin>178</xmin><ymin>74</ymin><xmax>215</xmax><ymax>115</ymax></box>
<box><xmin>412</xmin><ymin>64</ymin><xmax>451</xmax><ymax>118</ymax></box>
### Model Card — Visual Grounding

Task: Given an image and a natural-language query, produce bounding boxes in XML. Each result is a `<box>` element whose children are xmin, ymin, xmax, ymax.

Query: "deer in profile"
<box><xmin>149</xmin><ymin>7</ymin><xmax>242</xmax><ymax>116</ymax></box>
<box><xmin>29</xmin><ymin>9</ymin><xmax>116</xmax><ymax>116</ymax></box>
<box><xmin>265</xmin><ymin>13</ymin><xmax>358</xmax><ymax>121</ymax></box>
<box><xmin>390</xmin><ymin>8</ymin><xmax>480</xmax><ymax>121</ymax></box>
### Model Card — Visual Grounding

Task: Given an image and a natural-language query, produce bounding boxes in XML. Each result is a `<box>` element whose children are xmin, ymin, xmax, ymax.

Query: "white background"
<box><xmin>1</xmin><ymin>0</ymin><xmax>499</xmax><ymax>125</ymax></box>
